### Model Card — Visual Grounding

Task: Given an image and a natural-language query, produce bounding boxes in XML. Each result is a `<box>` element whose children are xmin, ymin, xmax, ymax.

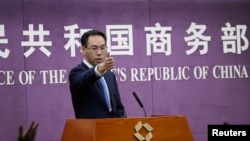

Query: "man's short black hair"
<box><xmin>81</xmin><ymin>29</ymin><xmax>107</xmax><ymax>47</ymax></box>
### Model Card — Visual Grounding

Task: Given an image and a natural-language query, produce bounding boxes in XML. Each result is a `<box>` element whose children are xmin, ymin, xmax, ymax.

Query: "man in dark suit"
<box><xmin>69</xmin><ymin>29</ymin><xmax>126</xmax><ymax>118</ymax></box>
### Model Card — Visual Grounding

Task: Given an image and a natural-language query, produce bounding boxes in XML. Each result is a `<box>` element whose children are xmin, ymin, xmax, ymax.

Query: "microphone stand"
<box><xmin>142</xmin><ymin>107</ymin><xmax>147</xmax><ymax>117</ymax></box>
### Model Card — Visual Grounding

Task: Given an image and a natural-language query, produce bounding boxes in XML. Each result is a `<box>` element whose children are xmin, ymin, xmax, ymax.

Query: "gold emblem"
<box><xmin>134</xmin><ymin>121</ymin><xmax>154</xmax><ymax>141</ymax></box>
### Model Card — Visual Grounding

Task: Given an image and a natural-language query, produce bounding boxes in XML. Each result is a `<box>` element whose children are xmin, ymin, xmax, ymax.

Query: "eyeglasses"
<box><xmin>86</xmin><ymin>46</ymin><xmax>107</xmax><ymax>52</ymax></box>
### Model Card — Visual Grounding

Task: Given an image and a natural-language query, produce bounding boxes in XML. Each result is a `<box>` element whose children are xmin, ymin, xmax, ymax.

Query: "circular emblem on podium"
<box><xmin>134</xmin><ymin>121</ymin><xmax>154</xmax><ymax>141</ymax></box>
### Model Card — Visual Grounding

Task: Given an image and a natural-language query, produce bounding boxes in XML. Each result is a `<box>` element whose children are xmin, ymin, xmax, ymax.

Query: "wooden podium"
<box><xmin>61</xmin><ymin>115</ymin><xmax>194</xmax><ymax>141</ymax></box>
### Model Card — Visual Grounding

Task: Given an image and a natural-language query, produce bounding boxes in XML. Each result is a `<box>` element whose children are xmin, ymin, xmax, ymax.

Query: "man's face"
<box><xmin>82</xmin><ymin>35</ymin><xmax>107</xmax><ymax>66</ymax></box>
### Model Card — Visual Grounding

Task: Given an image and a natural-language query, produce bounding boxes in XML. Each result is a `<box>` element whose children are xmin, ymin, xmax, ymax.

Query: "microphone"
<box><xmin>132</xmin><ymin>92</ymin><xmax>147</xmax><ymax>117</ymax></box>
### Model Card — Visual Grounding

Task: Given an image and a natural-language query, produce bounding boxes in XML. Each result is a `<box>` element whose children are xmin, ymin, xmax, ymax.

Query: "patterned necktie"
<box><xmin>99</xmin><ymin>76</ymin><xmax>112</xmax><ymax>112</ymax></box>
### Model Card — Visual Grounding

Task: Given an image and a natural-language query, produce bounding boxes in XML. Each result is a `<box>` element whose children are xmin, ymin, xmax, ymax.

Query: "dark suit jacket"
<box><xmin>69</xmin><ymin>62</ymin><xmax>126</xmax><ymax>118</ymax></box>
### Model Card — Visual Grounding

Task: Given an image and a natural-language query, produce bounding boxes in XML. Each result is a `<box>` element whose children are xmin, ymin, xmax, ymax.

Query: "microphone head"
<box><xmin>132</xmin><ymin>92</ymin><xmax>144</xmax><ymax>108</ymax></box>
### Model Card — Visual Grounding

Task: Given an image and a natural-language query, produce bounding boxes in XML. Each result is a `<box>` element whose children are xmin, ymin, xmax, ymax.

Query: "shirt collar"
<box><xmin>83</xmin><ymin>59</ymin><xmax>93</xmax><ymax>68</ymax></box>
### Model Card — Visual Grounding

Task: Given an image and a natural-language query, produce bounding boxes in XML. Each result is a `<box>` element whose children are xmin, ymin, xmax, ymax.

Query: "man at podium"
<box><xmin>69</xmin><ymin>29</ymin><xmax>126</xmax><ymax>119</ymax></box>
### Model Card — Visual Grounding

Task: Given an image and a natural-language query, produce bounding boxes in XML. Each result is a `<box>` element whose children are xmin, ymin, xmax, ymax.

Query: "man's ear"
<box><xmin>81</xmin><ymin>46</ymin><xmax>86</xmax><ymax>53</ymax></box>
